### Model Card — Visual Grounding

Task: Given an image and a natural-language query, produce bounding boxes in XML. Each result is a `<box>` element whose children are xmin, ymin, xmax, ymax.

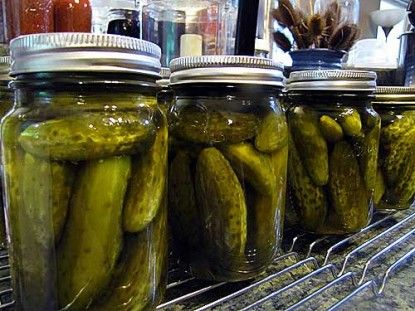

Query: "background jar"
<box><xmin>372</xmin><ymin>87</ymin><xmax>415</xmax><ymax>212</ymax></box>
<box><xmin>286</xmin><ymin>70</ymin><xmax>379</xmax><ymax>235</ymax></box>
<box><xmin>2</xmin><ymin>33</ymin><xmax>167</xmax><ymax>311</ymax></box>
<box><xmin>168</xmin><ymin>56</ymin><xmax>287</xmax><ymax>282</ymax></box>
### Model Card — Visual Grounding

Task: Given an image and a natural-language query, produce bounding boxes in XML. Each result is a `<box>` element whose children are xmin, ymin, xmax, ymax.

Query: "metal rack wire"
<box><xmin>158</xmin><ymin>207</ymin><xmax>415</xmax><ymax>310</ymax></box>
<box><xmin>0</xmin><ymin>208</ymin><xmax>413</xmax><ymax>310</ymax></box>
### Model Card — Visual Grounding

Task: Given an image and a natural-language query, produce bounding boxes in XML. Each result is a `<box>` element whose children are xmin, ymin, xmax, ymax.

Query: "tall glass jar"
<box><xmin>168</xmin><ymin>56</ymin><xmax>287</xmax><ymax>281</ymax></box>
<box><xmin>0</xmin><ymin>56</ymin><xmax>13</xmax><ymax>249</ymax></box>
<box><xmin>286</xmin><ymin>70</ymin><xmax>379</xmax><ymax>235</ymax></box>
<box><xmin>2</xmin><ymin>33</ymin><xmax>167</xmax><ymax>311</ymax></box>
<box><xmin>373</xmin><ymin>87</ymin><xmax>415</xmax><ymax>211</ymax></box>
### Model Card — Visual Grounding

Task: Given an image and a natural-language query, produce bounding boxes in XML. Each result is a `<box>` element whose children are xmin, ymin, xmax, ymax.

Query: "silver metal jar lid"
<box><xmin>287</xmin><ymin>70</ymin><xmax>377</xmax><ymax>92</ymax></box>
<box><xmin>0</xmin><ymin>56</ymin><xmax>11</xmax><ymax>77</ymax></box>
<box><xmin>10</xmin><ymin>33</ymin><xmax>161</xmax><ymax>77</ymax></box>
<box><xmin>374</xmin><ymin>86</ymin><xmax>415</xmax><ymax>104</ymax></box>
<box><xmin>157</xmin><ymin>67</ymin><xmax>171</xmax><ymax>88</ymax></box>
<box><xmin>169</xmin><ymin>55</ymin><xmax>284</xmax><ymax>87</ymax></box>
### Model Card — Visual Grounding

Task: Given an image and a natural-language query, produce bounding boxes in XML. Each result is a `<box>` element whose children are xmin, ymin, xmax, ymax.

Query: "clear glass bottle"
<box><xmin>2</xmin><ymin>33</ymin><xmax>167</xmax><ymax>311</ymax></box>
<box><xmin>169</xmin><ymin>56</ymin><xmax>287</xmax><ymax>281</ymax></box>
<box><xmin>286</xmin><ymin>70</ymin><xmax>379</xmax><ymax>235</ymax></box>
<box><xmin>314</xmin><ymin>0</ymin><xmax>360</xmax><ymax>24</ymax></box>
<box><xmin>107</xmin><ymin>8</ymin><xmax>140</xmax><ymax>38</ymax></box>
<box><xmin>372</xmin><ymin>87</ymin><xmax>415</xmax><ymax>211</ymax></box>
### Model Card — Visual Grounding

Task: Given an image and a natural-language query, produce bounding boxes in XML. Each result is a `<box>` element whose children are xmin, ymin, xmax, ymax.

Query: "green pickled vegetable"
<box><xmin>319</xmin><ymin>115</ymin><xmax>343</xmax><ymax>143</ymax></box>
<box><xmin>222</xmin><ymin>143</ymin><xmax>276</xmax><ymax>196</ymax></box>
<box><xmin>338</xmin><ymin>108</ymin><xmax>362</xmax><ymax>136</ymax></box>
<box><xmin>380</xmin><ymin>111</ymin><xmax>415</xmax><ymax>145</ymax></box>
<box><xmin>91</xmin><ymin>207</ymin><xmax>167</xmax><ymax>311</ymax></box>
<box><xmin>173</xmin><ymin>110</ymin><xmax>258</xmax><ymax>144</ymax></box>
<box><xmin>169</xmin><ymin>151</ymin><xmax>200</xmax><ymax>249</ymax></box>
<box><xmin>195</xmin><ymin>148</ymin><xmax>247</xmax><ymax>255</ymax></box>
<box><xmin>288</xmin><ymin>135</ymin><xmax>327</xmax><ymax>231</ymax></box>
<box><xmin>329</xmin><ymin>141</ymin><xmax>369</xmax><ymax>232</ymax></box>
<box><xmin>374</xmin><ymin>168</ymin><xmax>386</xmax><ymax>205</ymax></box>
<box><xmin>58</xmin><ymin>156</ymin><xmax>131</xmax><ymax>310</ymax></box>
<box><xmin>289</xmin><ymin>107</ymin><xmax>329</xmax><ymax>186</ymax></box>
<box><xmin>255</xmin><ymin>113</ymin><xmax>288</xmax><ymax>153</ymax></box>
<box><xmin>19</xmin><ymin>111</ymin><xmax>156</xmax><ymax>161</ymax></box>
<box><xmin>123</xmin><ymin>126</ymin><xmax>168</xmax><ymax>233</ymax></box>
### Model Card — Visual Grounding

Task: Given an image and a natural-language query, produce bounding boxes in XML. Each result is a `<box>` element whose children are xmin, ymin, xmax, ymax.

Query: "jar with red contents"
<box><xmin>20</xmin><ymin>0</ymin><xmax>54</xmax><ymax>35</ymax></box>
<box><xmin>54</xmin><ymin>0</ymin><xmax>92</xmax><ymax>32</ymax></box>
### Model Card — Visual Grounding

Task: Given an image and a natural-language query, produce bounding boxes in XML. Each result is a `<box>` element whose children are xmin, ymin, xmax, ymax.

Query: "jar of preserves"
<box><xmin>2</xmin><ymin>33</ymin><xmax>167</xmax><ymax>311</ymax></box>
<box><xmin>20</xmin><ymin>0</ymin><xmax>54</xmax><ymax>35</ymax></box>
<box><xmin>372</xmin><ymin>87</ymin><xmax>415</xmax><ymax>211</ymax></box>
<box><xmin>0</xmin><ymin>56</ymin><xmax>13</xmax><ymax>249</ymax></box>
<box><xmin>168</xmin><ymin>56</ymin><xmax>287</xmax><ymax>281</ymax></box>
<box><xmin>286</xmin><ymin>70</ymin><xmax>379</xmax><ymax>235</ymax></box>
<box><xmin>54</xmin><ymin>0</ymin><xmax>92</xmax><ymax>32</ymax></box>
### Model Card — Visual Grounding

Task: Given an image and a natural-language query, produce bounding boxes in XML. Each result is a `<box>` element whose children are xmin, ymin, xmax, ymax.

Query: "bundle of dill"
<box><xmin>272</xmin><ymin>0</ymin><xmax>360</xmax><ymax>52</ymax></box>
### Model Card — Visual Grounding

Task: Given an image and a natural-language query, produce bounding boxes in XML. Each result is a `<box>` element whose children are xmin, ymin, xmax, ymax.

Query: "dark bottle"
<box><xmin>107</xmin><ymin>9</ymin><xmax>140</xmax><ymax>39</ymax></box>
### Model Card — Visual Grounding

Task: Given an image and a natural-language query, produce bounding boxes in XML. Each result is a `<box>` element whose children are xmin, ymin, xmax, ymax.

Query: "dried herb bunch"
<box><xmin>272</xmin><ymin>0</ymin><xmax>361</xmax><ymax>52</ymax></box>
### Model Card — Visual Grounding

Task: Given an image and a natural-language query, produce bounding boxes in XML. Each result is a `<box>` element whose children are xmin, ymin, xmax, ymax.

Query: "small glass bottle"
<box><xmin>107</xmin><ymin>9</ymin><xmax>141</xmax><ymax>38</ymax></box>
<box><xmin>286</xmin><ymin>70</ymin><xmax>379</xmax><ymax>235</ymax></box>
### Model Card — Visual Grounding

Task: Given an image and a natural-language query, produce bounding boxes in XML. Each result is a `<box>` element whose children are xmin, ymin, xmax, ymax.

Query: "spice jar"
<box><xmin>0</xmin><ymin>56</ymin><xmax>13</xmax><ymax>249</ymax></box>
<box><xmin>54</xmin><ymin>0</ymin><xmax>92</xmax><ymax>32</ymax></box>
<box><xmin>373</xmin><ymin>87</ymin><xmax>415</xmax><ymax>211</ymax></box>
<box><xmin>3</xmin><ymin>33</ymin><xmax>167</xmax><ymax>311</ymax></box>
<box><xmin>168</xmin><ymin>56</ymin><xmax>287</xmax><ymax>281</ymax></box>
<box><xmin>286</xmin><ymin>70</ymin><xmax>379</xmax><ymax>235</ymax></box>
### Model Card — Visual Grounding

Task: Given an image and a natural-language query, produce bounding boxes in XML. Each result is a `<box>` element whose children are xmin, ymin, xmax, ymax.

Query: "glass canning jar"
<box><xmin>372</xmin><ymin>87</ymin><xmax>415</xmax><ymax>211</ymax></box>
<box><xmin>286</xmin><ymin>70</ymin><xmax>379</xmax><ymax>235</ymax></box>
<box><xmin>156</xmin><ymin>67</ymin><xmax>173</xmax><ymax>116</ymax></box>
<box><xmin>2</xmin><ymin>33</ymin><xmax>167</xmax><ymax>311</ymax></box>
<box><xmin>168</xmin><ymin>56</ymin><xmax>287</xmax><ymax>282</ymax></box>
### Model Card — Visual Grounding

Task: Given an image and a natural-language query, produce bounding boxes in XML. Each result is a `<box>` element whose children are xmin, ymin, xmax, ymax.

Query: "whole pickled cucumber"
<box><xmin>169</xmin><ymin>151</ymin><xmax>200</xmax><ymax>249</ymax></box>
<box><xmin>91</xmin><ymin>207</ymin><xmax>167</xmax><ymax>311</ymax></box>
<box><xmin>173</xmin><ymin>109</ymin><xmax>259</xmax><ymax>144</ymax></box>
<box><xmin>123</xmin><ymin>125</ymin><xmax>168</xmax><ymax>233</ymax></box>
<box><xmin>289</xmin><ymin>107</ymin><xmax>329</xmax><ymax>186</ymax></box>
<box><xmin>19</xmin><ymin>111</ymin><xmax>156</xmax><ymax>161</ymax></box>
<box><xmin>19</xmin><ymin>153</ymin><xmax>59</xmax><ymax>310</ymax></box>
<box><xmin>255</xmin><ymin>113</ymin><xmax>288</xmax><ymax>153</ymax></box>
<box><xmin>57</xmin><ymin>156</ymin><xmax>131</xmax><ymax>310</ymax></box>
<box><xmin>329</xmin><ymin>141</ymin><xmax>369</xmax><ymax>232</ymax></box>
<box><xmin>319</xmin><ymin>115</ymin><xmax>344</xmax><ymax>143</ymax></box>
<box><xmin>195</xmin><ymin>148</ymin><xmax>247</xmax><ymax>255</ymax></box>
<box><xmin>288</xmin><ymin>135</ymin><xmax>327</xmax><ymax>231</ymax></box>
<box><xmin>374</xmin><ymin>168</ymin><xmax>386</xmax><ymax>205</ymax></box>
<box><xmin>338</xmin><ymin>108</ymin><xmax>362</xmax><ymax>136</ymax></box>
<box><xmin>222</xmin><ymin>143</ymin><xmax>276</xmax><ymax>196</ymax></box>
<box><xmin>383</xmin><ymin>128</ymin><xmax>415</xmax><ymax>187</ymax></box>
<box><xmin>381</xmin><ymin>112</ymin><xmax>415</xmax><ymax>145</ymax></box>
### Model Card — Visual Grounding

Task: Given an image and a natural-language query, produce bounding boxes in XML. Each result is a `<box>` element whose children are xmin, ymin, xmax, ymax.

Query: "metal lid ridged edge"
<box><xmin>0</xmin><ymin>56</ymin><xmax>11</xmax><ymax>65</ymax></box>
<box><xmin>10</xmin><ymin>33</ymin><xmax>161</xmax><ymax>58</ymax></box>
<box><xmin>170</xmin><ymin>55</ymin><xmax>283</xmax><ymax>72</ymax></box>
<box><xmin>376</xmin><ymin>86</ymin><xmax>415</xmax><ymax>94</ymax></box>
<box><xmin>160</xmin><ymin>67</ymin><xmax>171</xmax><ymax>79</ymax></box>
<box><xmin>288</xmin><ymin>70</ymin><xmax>377</xmax><ymax>83</ymax></box>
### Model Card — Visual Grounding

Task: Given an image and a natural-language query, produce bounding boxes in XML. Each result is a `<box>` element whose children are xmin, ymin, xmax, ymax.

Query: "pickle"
<box><xmin>329</xmin><ymin>141</ymin><xmax>369</xmax><ymax>232</ymax></box>
<box><xmin>123</xmin><ymin>126</ymin><xmax>168</xmax><ymax>233</ymax></box>
<box><xmin>374</xmin><ymin>168</ymin><xmax>386</xmax><ymax>205</ymax></box>
<box><xmin>19</xmin><ymin>153</ymin><xmax>59</xmax><ymax>310</ymax></box>
<box><xmin>338</xmin><ymin>108</ymin><xmax>362</xmax><ymax>136</ymax></box>
<box><xmin>381</xmin><ymin>112</ymin><xmax>415</xmax><ymax>145</ymax></box>
<box><xmin>91</xmin><ymin>207</ymin><xmax>167</xmax><ymax>311</ymax></box>
<box><xmin>19</xmin><ymin>111</ymin><xmax>156</xmax><ymax>161</ymax></box>
<box><xmin>169</xmin><ymin>151</ymin><xmax>200</xmax><ymax>249</ymax></box>
<box><xmin>251</xmin><ymin>194</ymin><xmax>277</xmax><ymax>253</ymax></box>
<box><xmin>195</xmin><ymin>148</ymin><xmax>247</xmax><ymax>255</ymax></box>
<box><xmin>57</xmin><ymin>156</ymin><xmax>131</xmax><ymax>310</ymax></box>
<box><xmin>288</xmin><ymin>135</ymin><xmax>327</xmax><ymax>231</ymax></box>
<box><xmin>383</xmin><ymin>128</ymin><xmax>415</xmax><ymax>187</ymax></box>
<box><xmin>319</xmin><ymin>115</ymin><xmax>343</xmax><ymax>143</ymax></box>
<box><xmin>173</xmin><ymin>109</ymin><xmax>258</xmax><ymax>144</ymax></box>
<box><xmin>255</xmin><ymin>113</ymin><xmax>288</xmax><ymax>153</ymax></box>
<box><xmin>222</xmin><ymin>143</ymin><xmax>276</xmax><ymax>196</ymax></box>
<box><xmin>289</xmin><ymin>107</ymin><xmax>329</xmax><ymax>186</ymax></box>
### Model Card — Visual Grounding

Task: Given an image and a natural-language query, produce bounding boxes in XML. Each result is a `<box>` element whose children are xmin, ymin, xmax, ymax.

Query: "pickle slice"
<box><xmin>123</xmin><ymin>126</ymin><xmax>168</xmax><ymax>233</ymax></box>
<box><xmin>19</xmin><ymin>111</ymin><xmax>156</xmax><ymax>161</ymax></box>
<box><xmin>195</xmin><ymin>148</ymin><xmax>247</xmax><ymax>255</ymax></box>
<box><xmin>57</xmin><ymin>156</ymin><xmax>131</xmax><ymax>310</ymax></box>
